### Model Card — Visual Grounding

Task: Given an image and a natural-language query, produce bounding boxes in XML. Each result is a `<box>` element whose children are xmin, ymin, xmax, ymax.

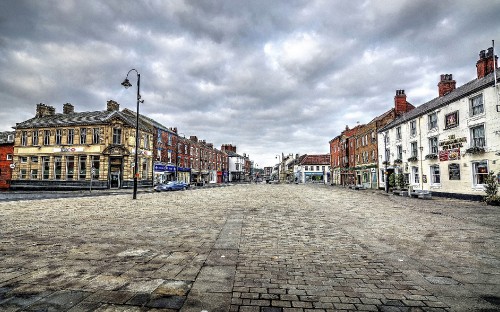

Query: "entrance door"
<box><xmin>109</xmin><ymin>157</ymin><xmax>123</xmax><ymax>188</ymax></box>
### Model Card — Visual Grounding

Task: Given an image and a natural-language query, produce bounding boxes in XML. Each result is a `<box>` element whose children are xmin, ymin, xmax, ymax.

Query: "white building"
<box><xmin>378</xmin><ymin>47</ymin><xmax>499</xmax><ymax>199</ymax></box>
<box><xmin>295</xmin><ymin>154</ymin><xmax>331</xmax><ymax>184</ymax></box>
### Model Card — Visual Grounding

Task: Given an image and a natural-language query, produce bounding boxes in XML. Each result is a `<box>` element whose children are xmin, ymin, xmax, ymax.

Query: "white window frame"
<box><xmin>410</xmin><ymin>120</ymin><xmax>417</xmax><ymax>137</ymax></box>
<box><xmin>429</xmin><ymin>137</ymin><xmax>438</xmax><ymax>154</ymax></box>
<box><xmin>470</xmin><ymin>124</ymin><xmax>485</xmax><ymax>148</ymax></box>
<box><xmin>430</xmin><ymin>165</ymin><xmax>441</xmax><ymax>185</ymax></box>
<box><xmin>412</xmin><ymin>166</ymin><xmax>419</xmax><ymax>185</ymax></box>
<box><xmin>470</xmin><ymin>94</ymin><xmax>484</xmax><ymax>116</ymax></box>
<box><xmin>472</xmin><ymin>161</ymin><xmax>488</xmax><ymax>187</ymax></box>
<box><xmin>428</xmin><ymin>113</ymin><xmax>438</xmax><ymax>130</ymax></box>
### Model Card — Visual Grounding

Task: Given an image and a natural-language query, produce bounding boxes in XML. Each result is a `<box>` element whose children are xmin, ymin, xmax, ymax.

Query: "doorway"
<box><xmin>109</xmin><ymin>157</ymin><xmax>123</xmax><ymax>188</ymax></box>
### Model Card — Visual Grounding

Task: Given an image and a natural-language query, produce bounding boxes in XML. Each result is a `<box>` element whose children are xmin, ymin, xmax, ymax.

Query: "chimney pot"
<box><xmin>107</xmin><ymin>100</ymin><xmax>120</xmax><ymax>111</ymax></box>
<box><xmin>63</xmin><ymin>103</ymin><xmax>74</xmax><ymax>114</ymax></box>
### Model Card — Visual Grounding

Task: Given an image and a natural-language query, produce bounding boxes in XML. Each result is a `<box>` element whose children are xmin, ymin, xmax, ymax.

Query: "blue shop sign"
<box><xmin>167</xmin><ymin>165</ymin><xmax>176</xmax><ymax>172</ymax></box>
<box><xmin>154</xmin><ymin>164</ymin><xmax>167</xmax><ymax>172</ymax></box>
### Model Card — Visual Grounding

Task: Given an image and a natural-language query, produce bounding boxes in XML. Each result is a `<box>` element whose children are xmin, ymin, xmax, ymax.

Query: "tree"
<box><xmin>484</xmin><ymin>171</ymin><xmax>500</xmax><ymax>206</ymax></box>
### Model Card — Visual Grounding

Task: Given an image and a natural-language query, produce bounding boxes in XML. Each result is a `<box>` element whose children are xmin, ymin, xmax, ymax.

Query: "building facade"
<box><xmin>378</xmin><ymin>47</ymin><xmax>500</xmax><ymax>199</ymax></box>
<box><xmin>11</xmin><ymin>101</ymin><xmax>154</xmax><ymax>190</ymax></box>
<box><xmin>295</xmin><ymin>154</ymin><xmax>330</xmax><ymax>183</ymax></box>
<box><xmin>0</xmin><ymin>131</ymin><xmax>15</xmax><ymax>189</ymax></box>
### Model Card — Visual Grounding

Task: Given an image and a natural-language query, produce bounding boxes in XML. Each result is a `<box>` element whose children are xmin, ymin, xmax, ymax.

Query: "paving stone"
<box><xmin>1</xmin><ymin>185</ymin><xmax>498</xmax><ymax>311</ymax></box>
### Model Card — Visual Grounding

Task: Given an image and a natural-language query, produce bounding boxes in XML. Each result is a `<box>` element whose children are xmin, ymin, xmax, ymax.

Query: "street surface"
<box><xmin>0</xmin><ymin>184</ymin><xmax>499</xmax><ymax>311</ymax></box>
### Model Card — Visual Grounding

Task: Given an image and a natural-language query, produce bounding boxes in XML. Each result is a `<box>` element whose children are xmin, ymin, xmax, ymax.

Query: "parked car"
<box><xmin>154</xmin><ymin>181</ymin><xmax>189</xmax><ymax>192</ymax></box>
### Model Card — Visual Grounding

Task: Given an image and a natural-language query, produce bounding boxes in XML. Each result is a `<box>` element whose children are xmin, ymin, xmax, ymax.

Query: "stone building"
<box><xmin>11</xmin><ymin>101</ymin><xmax>154</xmax><ymax>190</ymax></box>
<box><xmin>378</xmin><ymin>47</ymin><xmax>499</xmax><ymax>199</ymax></box>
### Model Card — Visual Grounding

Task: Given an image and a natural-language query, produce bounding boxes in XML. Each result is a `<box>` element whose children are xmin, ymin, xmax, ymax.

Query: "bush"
<box><xmin>485</xmin><ymin>195</ymin><xmax>500</xmax><ymax>206</ymax></box>
<box><xmin>388</xmin><ymin>173</ymin><xmax>396</xmax><ymax>188</ymax></box>
<box><xmin>484</xmin><ymin>171</ymin><xmax>499</xmax><ymax>205</ymax></box>
<box><xmin>395</xmin><ymin>173</ymin><xmax>405</xmax><ymax>189</ymax></box>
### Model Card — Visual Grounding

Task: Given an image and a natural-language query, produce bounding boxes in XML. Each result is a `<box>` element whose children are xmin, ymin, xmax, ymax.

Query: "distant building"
<box><xmin>296</xmin><ymin>154</ymin><xmax>330</xmax><ymax>183</ymax></box>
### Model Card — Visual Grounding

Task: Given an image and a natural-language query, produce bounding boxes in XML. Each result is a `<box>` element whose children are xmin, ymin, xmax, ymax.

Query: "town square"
<box><xmin>1</xmin><ymin>184</ymin><xmax>499</xmax><ymax>311</ymax></box>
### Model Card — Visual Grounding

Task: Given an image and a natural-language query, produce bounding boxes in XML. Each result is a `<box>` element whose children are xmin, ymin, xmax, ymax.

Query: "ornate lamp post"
<box><xmin>121</xmin><ymin>69</ymin><xmax>142</xmax><ymax>199</ymax></box>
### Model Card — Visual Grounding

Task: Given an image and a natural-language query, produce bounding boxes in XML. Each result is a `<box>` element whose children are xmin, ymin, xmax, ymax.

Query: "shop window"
<box><xmin>91</xmin><ymin>156</ymin><xmax>100</xmax><ymax>179</ymax></box>
<box><xmin>79</xmin><ymin>156</ymin><xmax>87</xmax><ymax>180</ymax></box>
<box><xmin>67</xmin><ymin>156</ymin><xmax>75</xmax><ymax>180</ymax></box>
<box><xmin>54</xmin><ymin>156</ymin><xmax>62</xmax><ymax>179</ymax></box>
<box><xmin>472</xmin><ymin>161</ymin><xmax>488</xmax><ymax>186</ymax></box>
<box><xmin>42</xmin><ymin>156</ymin><xmax>50</xmax><ymax>180</ymax></box>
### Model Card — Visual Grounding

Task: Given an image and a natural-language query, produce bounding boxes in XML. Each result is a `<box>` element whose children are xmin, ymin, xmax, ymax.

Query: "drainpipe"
<box><xmin>418</xmin><ymin>117</ymin><xmax>424</xmax><ymax>190</ymax></box>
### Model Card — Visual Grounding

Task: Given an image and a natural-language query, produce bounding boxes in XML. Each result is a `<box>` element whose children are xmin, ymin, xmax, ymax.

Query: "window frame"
<box><xmin>470</xmin><ymin>124</ymin><xmax>485</xmax><ymax>148</ymax></box>
<box><xmin>470</xmin><ymin>94</ymin><xmax>484</xmax><ymax>116</ymax></box>
<box><xmin>428</xmin><ymin>113</ymin><xmax>438</xmax><ymax>130</ymax></box>
<box><xmin>430</xmin><ymin>165</ymin><xmax>441</xmax><ymax>185</ymax></box>
<box><xmin>472</xmin><ymin>161</ymin><xmax>488</xmax><ymax>186</ymax></box>
<box><xmin>429</xmin><ymin>136</ymin><xmax>438</xmax><ymax>154</ymax></box>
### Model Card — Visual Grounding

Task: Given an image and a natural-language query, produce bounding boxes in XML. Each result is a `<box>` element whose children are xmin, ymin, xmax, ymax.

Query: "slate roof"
<box><xmin>380</xmin><ymin>70</ymin><xmax>499</xmax><ymax>132</ymax></box>
<box><xmin>14</xmin><ymin>109</ymin><xmax>151</xmax><ymax>132</ymax></box>
<box><xmin>299</xmin><ymin>154</ymin><xmax>330</xmax><ymax>166</ymax></box>
<box><xmin>0</xmin><ymin>131</ymin><xmax>15</xmax><ymax>144</ymax></box>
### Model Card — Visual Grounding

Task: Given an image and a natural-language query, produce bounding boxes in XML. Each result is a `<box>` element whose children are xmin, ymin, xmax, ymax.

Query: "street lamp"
<box><xmin>382</xmin><ymin>131</ymin><xmax>389</xmax><ymax>193</ymax></box>
<box><xmin>275</xmin><ymin>154</ymin><xmax>281</xmax><ymax>183</ymax></box>
<box><xmin>121</xmin><ymin>69</ymin><xmax>142</xmax><ymax>199</ymax></box>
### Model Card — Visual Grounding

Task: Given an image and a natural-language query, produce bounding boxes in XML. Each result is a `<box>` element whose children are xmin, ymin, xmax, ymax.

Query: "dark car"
<box><xmin>154</xmin><ymin>181</ymin><xmax>188</xmax><ymax>192</ymax></box>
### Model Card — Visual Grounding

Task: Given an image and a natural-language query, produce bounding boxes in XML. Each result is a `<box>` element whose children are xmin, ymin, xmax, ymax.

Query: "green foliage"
<box><xmin>484</xmin><ymin>171</ymin><xmax>498</xmax><ymax>205</ymax></box>
<box><xmin>388</xmin><ymin>173</ymin><xmax>396</xmax><ymax>188</ymax></box>
<box><xmin>395</xmin><ymin>173</ymin><xmax>405</xmax><ymax>189</ymax></box>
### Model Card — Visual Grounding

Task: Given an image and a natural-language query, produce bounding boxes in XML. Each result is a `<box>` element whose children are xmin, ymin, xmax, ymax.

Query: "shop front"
<box><xmin>154</xmin><ymin>163</ymin><xmax>176</xmax><ymax>185</ymax></box>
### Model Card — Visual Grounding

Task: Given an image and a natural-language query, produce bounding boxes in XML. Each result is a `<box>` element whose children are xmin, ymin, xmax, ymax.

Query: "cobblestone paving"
<box><xmin>0</xmin><ymin>184</ymin><xmax>498</xmax><ymax>311</ymax></box>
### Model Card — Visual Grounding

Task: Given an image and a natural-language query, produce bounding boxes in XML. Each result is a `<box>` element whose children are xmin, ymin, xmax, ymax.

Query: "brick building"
<box><xmin>0</xmin><ymin>131</ymin><xmax>15</xmax><ymax>189</ymax></box>
<box><xmin>330</xmin><ymin>90</ymin><xmax>414</xmax><ymax>187</ymax></box>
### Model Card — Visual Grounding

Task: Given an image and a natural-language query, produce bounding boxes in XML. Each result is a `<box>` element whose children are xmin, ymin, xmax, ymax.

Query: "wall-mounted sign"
<box><xmin>53</xmin><ymin>147</ymin><xmax>84</xmax><ymax>153</ymax></box>
<box><xmin>439</xmin><ymin>135</ymin><xmax>466</xmax><ymax>150</ymax></box>
<box><xmin>448</xmin><ymin>163</ymin><xmax>460</xmax><ymax>180</ymax></box>
<box><xmin>439</xmin><ymin>148</ymin><xmax>461</xmax><ymax>161</ymax></box>
<box><xmin>445</xmin><ymin>111</ymin><xmax>459</xmax><ymax>129</ymax></box>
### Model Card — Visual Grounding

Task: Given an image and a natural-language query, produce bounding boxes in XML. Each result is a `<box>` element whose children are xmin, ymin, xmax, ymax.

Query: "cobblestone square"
<box><xmin>0</xmin><ymin>184</ymin><xmax>499</xmax><ymax>311</ymax></box>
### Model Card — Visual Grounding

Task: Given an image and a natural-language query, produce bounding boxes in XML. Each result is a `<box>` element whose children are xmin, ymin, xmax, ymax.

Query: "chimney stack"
<box><xmin>394</xmin><ymin>90</ymin><xmax>408</xmax><ymax>115</ymax></box>
<box><xmin>477</xmin><ymin>47</ymin><xmax>498</xmax><ymax>79</ymax></box>
<box><xmin>63</xmin><ymin>103</ymin><xmax>74</xmax><ymax>114</ymax></box>
<box><xmin>35</xmin><ymin>103</ymin><xmax>55</xmax><ymax>118</ymax></box>
<box><xmin>107</xmin><ymin>100</ymin><xmax>120</xmax><ymax>111</ymax></box>
<box><xmin>438</xmin><ymin>74</ymin><xmax>456</xmax><ymax>97</ymax></box>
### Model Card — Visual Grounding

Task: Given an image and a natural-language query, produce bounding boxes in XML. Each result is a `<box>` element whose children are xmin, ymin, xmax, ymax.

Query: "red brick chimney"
<box><xmin>394</xmin><ymin>90</ymin><xmax>415</xmax><ymax>116</ymax></box>
<box><xmin>438</xmin><ymin>74</ymin><xmax>456</xmax><ymax>97</ymax></box>
<box><xmin>477</xmin><ymin>47</ymin><xmax>498</xmax><ymax>79</ymax></box>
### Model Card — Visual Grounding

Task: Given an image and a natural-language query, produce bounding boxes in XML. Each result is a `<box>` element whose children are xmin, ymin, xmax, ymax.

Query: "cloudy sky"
<box><xmin>0</xmin><ymin>1</ymin><xmax>499</xmax><ymax>167</ymax></box>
